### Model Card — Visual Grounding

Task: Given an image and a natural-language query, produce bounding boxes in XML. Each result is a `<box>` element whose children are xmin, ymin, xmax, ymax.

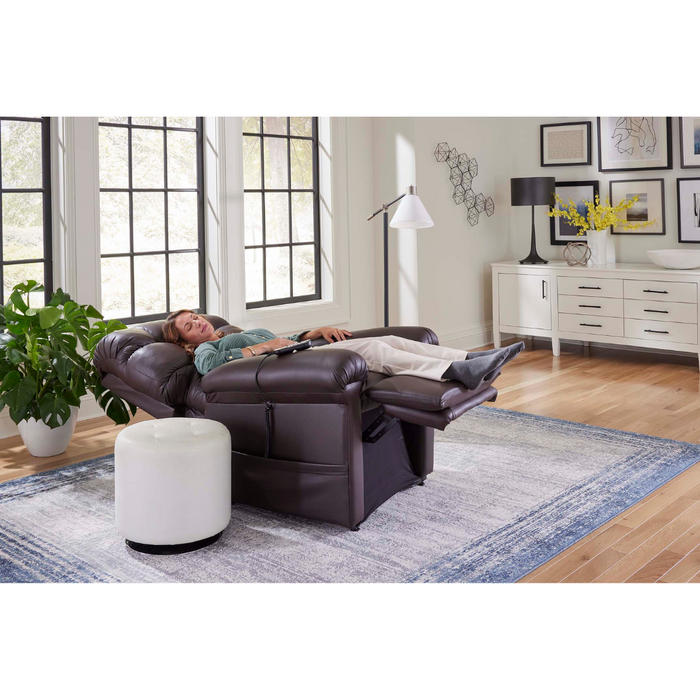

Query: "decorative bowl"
<box><xmin>647</xmin><ymin>249</ymin><xmax>700</xmax><ymax>270</ymax></box>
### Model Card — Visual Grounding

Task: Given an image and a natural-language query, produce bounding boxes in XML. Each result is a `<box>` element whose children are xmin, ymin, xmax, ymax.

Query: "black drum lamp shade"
<box><xmin>511</xmin><ymin>176</ymin><xmax>556</xmax><ymax>264</ymax></box>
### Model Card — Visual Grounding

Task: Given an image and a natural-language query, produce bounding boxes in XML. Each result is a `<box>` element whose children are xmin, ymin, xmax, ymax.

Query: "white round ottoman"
<box><xmin>115</xmin><ymin>418</ymin><xmax>231</xmax><ymax>554</ymax></box>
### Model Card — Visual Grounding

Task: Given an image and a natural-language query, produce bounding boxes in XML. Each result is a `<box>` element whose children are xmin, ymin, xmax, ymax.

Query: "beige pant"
<box><xmin>313</xmin><ymin>335</ymin><xmax>466</xmax><ymax>381</ymax></box>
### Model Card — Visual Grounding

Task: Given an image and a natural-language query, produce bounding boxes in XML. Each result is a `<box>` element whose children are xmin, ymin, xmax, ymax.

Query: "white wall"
<box><xmin>370</xmin><ymin>117</ymin><xmax>513</xmax><ymax>349</ymax></box>
<box><xmin>369</xmin><ymin>116</ymin><xmax>693</xmax><ymax>351</ymax></box>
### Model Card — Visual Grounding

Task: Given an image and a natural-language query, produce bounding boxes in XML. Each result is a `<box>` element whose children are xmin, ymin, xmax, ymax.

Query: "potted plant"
<box><xmin>548</xmin><ymin>194</ymin><xmax>656</xmax><ymax>265</ymax></box>
<box><xmin>0</xmin><ymin>280</ymin><xmax>136</xmax><ymax>457</ymax></box>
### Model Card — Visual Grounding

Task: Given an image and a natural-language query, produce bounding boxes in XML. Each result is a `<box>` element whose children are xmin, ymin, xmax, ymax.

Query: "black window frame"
<box><xmin>0</xmin><ymin>116</ymin><xmax>53</xmax><ymax>306</ymax></box>
<box><xmin>243</xmin><ymin>117</ymin><xmax>321</xmax><ymax>309</ymax></box>
<box><xmin>98</xmin><ymin>117</ymin><xmax>206</xmax><ymax>324</ymax></box>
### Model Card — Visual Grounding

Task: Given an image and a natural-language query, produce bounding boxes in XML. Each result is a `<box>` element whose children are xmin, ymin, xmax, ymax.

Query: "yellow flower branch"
<box><xmin>547</xmin><ymin>193</ymin><xmax>656</xmax><ymax>235</ymax></box>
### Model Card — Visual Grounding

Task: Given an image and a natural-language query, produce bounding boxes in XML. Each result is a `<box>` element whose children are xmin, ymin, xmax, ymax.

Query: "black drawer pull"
<box><xmin>579</xmin><ymin>304</ymin><xmax>601</xmax><ymax>308</ymax></box>
<box><xmin>644</xmin><ymin>309</ymin><xmax>668</xmax><ymax>314</ymax></box>
<box><xmin>645</xmin><ymin>329</ymin><xmax>669</xmax><ymax>334</ymax></box>
<box><xmin>580</xmin><ymin>323</ymin><xmax>602</xmax><ymax>327</ymax></box>
<box><xmin>643</xmin><ymin>289</ymin><xmax>668</xmax><ymax>294</ymax></box>
<box><xmin>579</xmin><ymin>285</ymin><xmax>601</xmax><ymax>290</ymax></box>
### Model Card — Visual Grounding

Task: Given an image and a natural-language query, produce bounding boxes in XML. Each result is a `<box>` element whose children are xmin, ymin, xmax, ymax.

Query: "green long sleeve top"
<box><xmin>193</xmin><ymin>328</ymin><xmax>308</xmax><ymax>375</ymax></box>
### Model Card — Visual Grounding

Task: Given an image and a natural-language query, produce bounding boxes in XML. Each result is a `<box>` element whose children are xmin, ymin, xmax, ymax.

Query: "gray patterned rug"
<box><xmin>2</xmin><ymin>406</ymin><xmax>700</xmax><ymax>583</ymax></box>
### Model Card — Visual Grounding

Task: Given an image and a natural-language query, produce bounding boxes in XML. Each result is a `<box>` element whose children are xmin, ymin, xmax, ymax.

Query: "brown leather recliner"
<box><xmin>93</xmin><ymin>318</ymin><xmax>498</xmax><ymax>529</ymax></box>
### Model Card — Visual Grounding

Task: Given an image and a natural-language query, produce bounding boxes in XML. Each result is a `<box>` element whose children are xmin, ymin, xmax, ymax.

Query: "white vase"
<box><xmin>17</xmin><ymin>406</ymin><xmax>79</xmax><ymax>457</ymax></box>
<box><xmin>586</xmin><ymin>228</ymin><xmax>616</xmax><ymax>266</ymax></box>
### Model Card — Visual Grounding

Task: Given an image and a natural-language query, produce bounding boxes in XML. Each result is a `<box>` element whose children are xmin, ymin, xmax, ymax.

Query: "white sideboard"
<box><xmin>491</xmin><ymin>261</ymin><xmax>700</xmax><ymax>367</ymax></box>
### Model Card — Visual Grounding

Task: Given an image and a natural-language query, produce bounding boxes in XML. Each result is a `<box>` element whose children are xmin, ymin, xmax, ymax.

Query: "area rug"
<box><xmin>2</xmin><ymin>406</ymin><xmax>700</xmax><ymax>583</ymax></box>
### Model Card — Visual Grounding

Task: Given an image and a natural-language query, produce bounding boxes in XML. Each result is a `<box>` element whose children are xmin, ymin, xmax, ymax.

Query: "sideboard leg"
<box><xmin>697</xmin><ymin>353</ymin><xmax>700</xmax><ymax>371</ymax></box>
<box><xmin>493</xmin><ymin>326</ymin><xmax>501</xmax><ymax>349</ymax></box>
<box><xmin>552</xmin><ymin>338</ymin><xmax>561</xmax><ymax>357</ymax></box>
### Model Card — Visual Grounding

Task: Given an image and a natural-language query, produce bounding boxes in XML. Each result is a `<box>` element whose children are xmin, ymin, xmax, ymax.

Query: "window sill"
<box><xmin>243</xmin><ymin>298</ymin><xmax>349</xmax><ymax>334</ymax></box>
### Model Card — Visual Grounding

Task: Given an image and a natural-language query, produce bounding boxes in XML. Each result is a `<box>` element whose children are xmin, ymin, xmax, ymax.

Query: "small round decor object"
<box><xmin>563</xmin><ymin>241</ymin><xmax>591</xmax><ymax>266</ymax></box>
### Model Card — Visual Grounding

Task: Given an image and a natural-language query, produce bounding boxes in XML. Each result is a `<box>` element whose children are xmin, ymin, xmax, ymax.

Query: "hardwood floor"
<box><xmin>492</xmin><ymin>339</ymin><xmax>700</xmax><ymax>584</ymax></box>
<box><xmin>2</xmin><ymin>338</ymin><xmax>700</xmax><ymax>582</ymax></box>
<box><xmin>0</xmin><ymin>411</ymin><xmax>153</xmax><ymax>484</ymax></box>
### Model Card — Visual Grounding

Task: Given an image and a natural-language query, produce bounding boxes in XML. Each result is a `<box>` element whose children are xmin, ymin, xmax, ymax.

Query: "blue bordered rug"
<box><xmin>2</xmin><ymin>407</ymin><xmax>700</xmax><ymax>583</ymax></box>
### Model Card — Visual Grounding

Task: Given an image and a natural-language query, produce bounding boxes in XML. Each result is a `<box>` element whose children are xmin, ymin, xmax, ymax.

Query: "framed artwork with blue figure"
<box><xmin>679</xmin><ymin>118</ymin><xmax>700</xmax><ymax>169</ymax></box>
<box><xmin>550</xmin><ymin>180</ymin><xmax>600</xmax><ymax>245</ymax></box>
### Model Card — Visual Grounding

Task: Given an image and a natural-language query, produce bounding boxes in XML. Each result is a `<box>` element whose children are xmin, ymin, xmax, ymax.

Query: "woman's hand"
<box><xmin>242</xmin><ymin>338</ymin><xmax>296</xmax><ymax>357</ymax></box>
<box><xmin>259</xmin><ymin>338</ymin><xmax>297</xmax><ymax>353</ymax></box>
<box><xmin>304</xmin><ymin>326</ymin><xmax>352</xmax><ymax>343</ymax></box>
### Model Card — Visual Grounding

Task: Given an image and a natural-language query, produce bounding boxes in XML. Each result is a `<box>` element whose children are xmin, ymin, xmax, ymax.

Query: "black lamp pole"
<box><xmin>368</xmin><ymin>192</ymin><xmax>407</xmax><ymax>327</ymax></box>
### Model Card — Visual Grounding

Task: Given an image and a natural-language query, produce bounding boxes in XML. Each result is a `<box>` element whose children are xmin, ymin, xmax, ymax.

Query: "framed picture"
<box><xmin>550</xmin><ymin>180</ymin><xmax>599</xmax><ymax>245</ymax></box>
<box><xmin>609</xmin><ymin>178</ymin><xmax>665</xmax><ymax>235</ymax></box>
<box><xmin>679</xmin><ymin>117</ymin><xmax>700</xmax><ymax>169</ymax></box>
<box><xmin>597</xmin><ymin>117</ymin><xmax>672</xmax><ymax>172</ymax></box>
<box><xmin>677</xmin><ymin>178</ymin><xmax>700</xmax><ymax>242</ymax></box>
<box><xmin>541</xmin><ymin>121</ymin><xmax>592</xmax><ymax>167</ymax></box>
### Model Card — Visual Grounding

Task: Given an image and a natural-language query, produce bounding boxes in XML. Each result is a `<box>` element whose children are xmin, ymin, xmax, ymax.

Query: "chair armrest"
<box><xmin>200</xmin><ymin>348</ymin><xmax>368</xmax><ymax>400</ymax></box>
<box><xmin>347</xmin><ymin>326</ymin><xmax>438</xmax><ymax>345</ymax></box>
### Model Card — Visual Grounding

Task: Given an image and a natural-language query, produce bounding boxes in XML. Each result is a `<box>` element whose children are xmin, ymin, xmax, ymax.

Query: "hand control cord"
<box><xmin>254</xmin><ymin>353</ymin><xmax>276</xmax><ymax>458</ymax></box>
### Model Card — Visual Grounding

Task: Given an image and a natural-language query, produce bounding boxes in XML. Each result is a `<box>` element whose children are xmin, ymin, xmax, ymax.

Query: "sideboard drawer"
<box><xmin>625</xmin><ymin>318</ymin><xmax>698</xmax><ymax>345</ymax></box>
<box><xmin>558</xmin><ymin>295</ymin><xmax>623</xmax><ymax>318</ymax></box>
<box><xmin>624</xmin><ymin>299</ymin><xmax>698</xmax><ymax>324</ymax></box>
<box><xmin>558</xmin><ymin>277</ymin><xmax>623</xmax><ymax>299</ymax></box>
<box><xmin>559</xmin><ymin>313</ymin><xmax>624</xmax><ymax>337</ymax></box>
<box><xmin>624</xmin><ymin>279</ymin><xmax>697</xmax><ymax>304</ymax></box>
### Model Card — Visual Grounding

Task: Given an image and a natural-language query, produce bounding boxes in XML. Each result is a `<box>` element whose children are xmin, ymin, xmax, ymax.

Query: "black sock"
<box><xmin>442</xmin><ymin>349</ymin><xmax>509</xmax><ymax>390</ymax></box>
<box><xmin>466</xmin><ymin>347</ymin><xmax>506</xmax><ymax>360</ymax></box>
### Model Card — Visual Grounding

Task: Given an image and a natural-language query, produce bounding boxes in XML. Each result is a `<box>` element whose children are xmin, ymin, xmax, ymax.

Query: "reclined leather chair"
<box><xmin>94</xmin><ymin>317</ymin><xmax>499</xmax><ymax>529</ymax></box>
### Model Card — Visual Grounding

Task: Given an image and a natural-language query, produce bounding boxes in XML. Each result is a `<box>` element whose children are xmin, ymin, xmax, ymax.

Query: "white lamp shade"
<box><xmin>390</xmin><ymin>193</ymin><xmax>434</xmax><ymax>229</ymax></box>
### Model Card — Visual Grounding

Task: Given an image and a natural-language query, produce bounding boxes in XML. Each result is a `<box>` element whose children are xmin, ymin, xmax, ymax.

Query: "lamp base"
<box><xmin>519</xmin><ymin>252</ymin><xmax>549</xmax><ymax>265</ymax></box>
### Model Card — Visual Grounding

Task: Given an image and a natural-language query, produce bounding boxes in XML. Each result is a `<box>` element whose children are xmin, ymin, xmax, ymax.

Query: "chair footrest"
<box><xmin>366</xmin><ymin>373</ymin><xmax>499</xmax><ymax>413</ymax></box>
<box><xmin>383</xmin><ymin>385</ymin><xmax>498</xmax><ymax>430</ymax></box>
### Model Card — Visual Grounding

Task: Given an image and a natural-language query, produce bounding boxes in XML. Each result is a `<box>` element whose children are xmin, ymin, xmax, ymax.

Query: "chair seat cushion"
<box><xmin>366</xmin><ymin>372</ymin><xmax>500</xmax><ymax>412</ymax></box>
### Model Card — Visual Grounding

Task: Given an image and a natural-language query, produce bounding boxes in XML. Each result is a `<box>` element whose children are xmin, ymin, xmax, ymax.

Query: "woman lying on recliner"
<box><xmin>162</xmin><ymin>310</ymin><xmax>524</xmax><ymax>391</ymax></box>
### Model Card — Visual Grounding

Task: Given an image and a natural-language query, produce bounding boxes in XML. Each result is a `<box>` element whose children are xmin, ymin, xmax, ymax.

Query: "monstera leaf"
<box><xmin>39</xmin><ymin>392</ymin><xmax>73</xmax><ymax>429</ymax></box>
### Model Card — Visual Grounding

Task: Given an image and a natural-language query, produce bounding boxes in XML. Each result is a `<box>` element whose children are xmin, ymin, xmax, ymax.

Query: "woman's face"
<box><xmin>174</xmin><ymin>312</ymin><xmax>215</xmax><ymax>346</ymax></box>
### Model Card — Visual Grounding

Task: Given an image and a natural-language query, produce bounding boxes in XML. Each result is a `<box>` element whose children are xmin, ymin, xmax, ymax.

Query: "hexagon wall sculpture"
<box><xmin>434</xmin><ymin>142</ymin><xmax>450</xmax><ymax>162</ymax></box>
<box><xmin>434</xmin><ymin>141</ymin><xmax>494</xmax><ymax>227</ymax></box>
<box><xmin>453</xmin><ymin>184</ymin><xmax>467</xmax><ymax>204</ymax></box>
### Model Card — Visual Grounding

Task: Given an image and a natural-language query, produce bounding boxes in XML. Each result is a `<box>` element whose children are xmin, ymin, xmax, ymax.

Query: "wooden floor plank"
<box><xmin>594</xmin><ymin>500</ymin><xmax>700</xmax><ymax>583</ymax></box>
<box><xmin>658</xmin><ymin>545</ymin><xmax>700</xmax><ymax>583</ymax></box>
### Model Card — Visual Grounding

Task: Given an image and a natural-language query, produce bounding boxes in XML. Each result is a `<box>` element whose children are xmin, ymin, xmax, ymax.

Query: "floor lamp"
<box><xmin>368</xmin><ymin>186</ymin><xmax>434</xmax><ymax>327</ymax></box>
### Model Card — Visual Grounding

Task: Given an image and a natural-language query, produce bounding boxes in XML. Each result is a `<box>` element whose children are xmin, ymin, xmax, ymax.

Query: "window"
<box><xmin>242</xmin><ymin>117</ymin><xmax>320</xmax><ymax>309</ymax></box>
<box><xmin>0</xmin><ymin>117</ymin><xmax>52</xmax><ymax>306</ymax></box>
<box><xmin>98</xmin><ymin>117</ymin><xmax>205</xmax><ymax>323</ymax></box>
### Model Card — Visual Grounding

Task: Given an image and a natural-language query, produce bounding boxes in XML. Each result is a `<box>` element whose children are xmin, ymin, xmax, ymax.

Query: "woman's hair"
<box><xmin>162</xmin><ymin>309</ymin><xmax>225</xmax><ymax>360</ymax></box>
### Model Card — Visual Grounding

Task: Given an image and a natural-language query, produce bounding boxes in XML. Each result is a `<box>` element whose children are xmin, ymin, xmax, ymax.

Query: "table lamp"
<box><xmin>368</xmin><ymin>185</ymin><xmax>433</xmax><ymax>326</ymax></box>
<box><xmin>511</xmin><ymin>177</ymin><xmax>555</xmax><ymax>265</ymax></box>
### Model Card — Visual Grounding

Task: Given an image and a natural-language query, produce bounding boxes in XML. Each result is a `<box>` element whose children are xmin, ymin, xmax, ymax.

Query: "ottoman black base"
<box><xmin>125</xmin><ymin>531</ymin><xmax>223</xmax><ymax>555</ymax></box>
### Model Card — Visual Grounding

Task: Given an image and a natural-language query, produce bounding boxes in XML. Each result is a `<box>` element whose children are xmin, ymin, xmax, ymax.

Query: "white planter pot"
<box><xmin>18</xmin><ymin>406</ymin><xmax>79</xmax><ymax>457</ymax></box>
<box><xmin>587</xmin><ymin>229</ymin><xmax>616</xmax><ymax>266</ymax></box>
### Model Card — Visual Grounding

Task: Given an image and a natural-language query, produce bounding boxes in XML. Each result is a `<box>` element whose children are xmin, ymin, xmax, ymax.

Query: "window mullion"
<box><xmin>259</xmin><ymin>124</ymin><xmax>267</xmax><ymax>303</ymax></box>
<box><xmin>287</xmin><ymin>119</ymin><xmax>293</xmax><ymax>300</ymax></box>
<box><xmin>163</xmin><ymin>128</ymin><xmax>170</xmax><ymax>314</ymax></box>
<box><xmin>127</xmin><ymin>123</ymin><xmax>135</xmax><ymax>320</ymax></box>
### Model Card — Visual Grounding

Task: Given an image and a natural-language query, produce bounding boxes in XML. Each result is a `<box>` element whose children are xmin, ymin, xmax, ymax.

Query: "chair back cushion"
<box><xmin>93</xmin><ymin>315</ymin><xmax>239</xmax><ymax>408</ymax></box>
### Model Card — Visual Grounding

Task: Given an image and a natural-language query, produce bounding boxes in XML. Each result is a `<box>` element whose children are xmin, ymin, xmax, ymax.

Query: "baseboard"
<box><xmin>439</xmin><ymin>321</ymin><xmax>494</xmax><ymax>351</ymax></box>
<box><xmin>0</xmin><ymin>393</ymin><xmax>105</xmax><ymax>441</ymax></box>
<box><xmin>514</xmin><ymin>334</ymin><xmax>698</xmax><ymax>359</ymax></box>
